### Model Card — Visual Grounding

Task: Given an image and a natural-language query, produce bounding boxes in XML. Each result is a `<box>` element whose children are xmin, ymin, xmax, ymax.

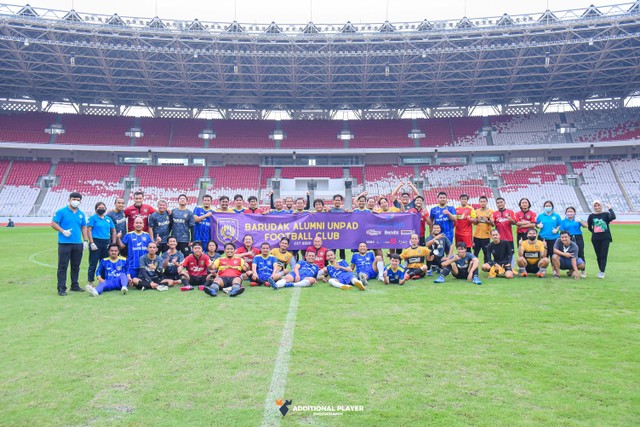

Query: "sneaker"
<box><xmin>86</xmin><ymin>284</ymin><xmax>99</xmax><ymax>297</ymax></box>
<box><xmin>497</xmin><ymin>266</ymin><xmax>506</xmax><ymax>276</ymax></box>
<box><xmin>229</xmin><ymin>287</ymin><xmax>245</xmax><ymax>297</ymax></box>
<box><xmin>520</xmin><ymin>271</ymin><xmax>528</xmax><ymax>277</ymax></box>
<box><xmin>566</xmin><ymin>270</ymin><xmax>573</xmax><ymax>277</ymax></box>
<box><xmin>433</xmin><ymin>275</ymin><xmax>445</xmax><ymax>284</ymax></box>
<box><xmin>157</xmin><ymin>285</ymin><xmax>169</xmax><ymax>291</ymax></box>
<box><xmin>581</xmin><ymin>271</ymin><xmax>587</xmax><ymax>278</ymax></box>
<box><xmin>58</xmin><ymin>290</ymin><xmax>67</xmax><ymax>296</ymax></box>
<box><xmin>536</xmin><ymin>271</ymin><xmax>546</xmax><ymax>278</ymax></box>
<box><xmin>340</xmin><ymin>285</ymin><xmax>351</xmax><ymax>290</ymax></box>
<box><xmin>411</xmin><ymin>275</ymin><xmax>422</xmax><ymax>280</ymax></box>
<box><xmin>180</xmin><ymin>285</ymin><xmax>194</xmax><ymax>291</ymax></box>
<box><xmin>553</xmin><ymin>273</ymin><xmax>560</xmax><ymax>278</ymax></box>
<box><xmin>250</xmin><ymin>281</ymin><xmax>259</xmax><ymax>287</ymax></box>
<box><xmin>121</xmin><ymin>286</ymin><xmax>128</xmax><ymax>295</ymax></box>
<box><xmin>353</xmin><ymin>279</ymin><xmax>366</xmax><ymax>291</ymax></box>
<box><xmin>267</xmin><ymin>278</ymin><xmax>278</xmax><ymax>290</ymax></box>
<box><xmin>198</xmin><ymin>285</ymin><xmax>205</xmax><ymax>291</ymax></box>
<box><xmin>70</xmin><ymin>286</ymin><xmax>84</xmax><ymax>292</ymax></box>
<box><xmin>203</xmin><ymin>286</ymin><xmax>217</xmax><ymax>297</ymax></box>
<box><xmin>358</xmin><ymin>272</ymin><xmax>369</xmax><ymax>287</ymax></box>
<box><xmin>472</xmin><ymin>276</ymin><xmax>482</xmax><ymax>285</ymax></box>
<box><xmin>426</xmin><ymin>269</ymin><xmax>433</xmax><ymax>277</ymax></box>
<box><xmin>597</xmin><ymin>272</ymin><xmax>605</xmax><ymax>279</ymax></box>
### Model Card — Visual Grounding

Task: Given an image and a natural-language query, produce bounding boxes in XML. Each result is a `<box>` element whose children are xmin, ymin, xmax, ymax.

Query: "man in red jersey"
<box><xmin>124</xmin><ymin>191</ymin><xmax>155</xmax><ymax>232</ymax></box>
<box><xmin>492</xmin><ymin>197</ymin><xmax>517</xmax><ymax>252</ymax></box>
<box><xmin>236</xmin><ymin>234</ymin><xmax>260</xmax><ymax>279</ymax></box>
<box><xmin>408</xmin><ymin>195</ymin><xmax>429</xmax><ymax>246</ymax></box>
<box><xmin>455</xmin><ymin>194</ymin><xmax>476</xmax><ymax>249</ymax></box>
<box><xmin>178</xmin><ymin>241</ymin><xmax>211</xmax><ymax>291</ymax></box>
<box><xmin>203</xmin><ymin>243</ymin><xmax>245</xmax><ymax>297</ymax></box>
<box><xmin>514</xmin><ymin>197</ymin><xmax>537</xmax><ymax>244</ymax></box>
<box><xmin>244</xmin><ymin>196</ymin><xmax>264</xmax><ymax>214</ymax></box>
<box><xmin>305</xmin><ymin>235</ymin><xmax>329</xmax><ymax>269</ymax></box>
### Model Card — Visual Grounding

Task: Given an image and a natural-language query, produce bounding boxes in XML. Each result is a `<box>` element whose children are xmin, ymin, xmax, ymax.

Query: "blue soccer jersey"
<box><xmin>297</xmin><ymin>261</ymin><xmax>319</xmax><ymax>280</ymax></box>
<box><xmin>96</xmin><ymin>256</ymin><xmax>127</xmax><ymax>280</ymax></box>
<box><xmin>560</xmin><ymin>218</ymin><xmax>583</xmax><ymax>236</ymax></box>
<box><xmin>193</xmin><ymin>206</ymin><xmax>214</xmax><ymax>244</ymax></box>
<box><xmin>254</xmin><ymin>255</ymin><xmax>278</xmax><ymax>281</ymax></box>
<box><xmin>350</xmin><ymin>252</ymin><xmax>375</xmax><ymax>275</ymax></box>
<box><xmin>385</xmin><ymin>265</ymin><xmax>406</xmax><ymax>283</ymax></box>
<box><xmin>429</xmin><ymin>205</ymin><xmax>456</xmax><ymax>242</ymax></box>
<box><xmin>326</xmin><ymin>259</ymin><xmax>354</xmax><ymax>284</ymax></box>
<box><xmin>121</xmin><ymin>231</ymin><xmax>152</xmax><ymax>275</ymax></box>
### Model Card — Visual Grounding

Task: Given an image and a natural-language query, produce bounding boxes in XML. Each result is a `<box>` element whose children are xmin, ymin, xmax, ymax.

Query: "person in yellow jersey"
<box><xmin>517</xmin><ymin>228</ymin><xmax>549</xmax><ymax>277</ymax></box>
<box><xmin>472</xmin><ymin>195</ymin><xmax>494</xmax><ymax>263</ymax></box>
<box><xmin>376</xmin><ymin>197</ymin><xmax>401</xmax><ymax>213</ymax></box>
<box><xmin>400</xmin><ymin>233</ymin><xmax>432</xmax><ymax>280</ymax></box>
<box><xmin>270</xmin><ymin>237</ymin><xmax>294</xmax><ymax>281</ymax></box>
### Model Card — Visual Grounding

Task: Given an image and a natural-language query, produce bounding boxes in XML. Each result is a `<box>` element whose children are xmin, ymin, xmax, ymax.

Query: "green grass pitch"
<box><xmin>1</xmin><ymin>225</ymin><xmax>638</xmax><ymax>426</ymax></box>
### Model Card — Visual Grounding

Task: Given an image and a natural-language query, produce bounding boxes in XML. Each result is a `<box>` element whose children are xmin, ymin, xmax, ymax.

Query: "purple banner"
<box><xmin>210</xmin><ymin>212</ymin><xmax>419</xmax><ymax>250</ymax></box>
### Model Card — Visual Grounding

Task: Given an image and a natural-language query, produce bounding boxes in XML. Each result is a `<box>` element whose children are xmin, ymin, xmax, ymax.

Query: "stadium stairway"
<box><xmin>486</xmin><ymin>164</ymin><xmax>501</xmax><ymax>198</ymax></box>
<box><xmin>29</xmin><ymin>162</ymin><xmax>56</xmax><ymax>215</ymax></box>
<box><xmin>0</xmin><ymin>159</ymin><xmax>12</xmax><ymax>192</ymax></box>
<box><xmin>610</xmin><ymin>162</ymin><xmax>635</xmax><ymax>211</ymax></box>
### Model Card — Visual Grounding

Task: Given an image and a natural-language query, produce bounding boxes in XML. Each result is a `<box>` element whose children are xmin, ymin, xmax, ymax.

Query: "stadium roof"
<box><xmin>0</xmin><ymin>2</ymin><xmax>639</xmax><ymax>111</ymax></box>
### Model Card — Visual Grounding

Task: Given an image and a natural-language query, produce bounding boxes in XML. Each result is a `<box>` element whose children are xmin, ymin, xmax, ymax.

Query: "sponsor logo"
<box><xmin>400</xmin><ymin>229</ymin><xmax>412</xmax><ymax>235</ymax></box>
<box><xmin>366</xmin><ymin>229</ymin><xmax>382</xmax><ymax>236</ymax></box>
<box><xmin>277</xmin><ymin>399</ymin><xmax>292</xmax><ymax>417</ymax></box>
<box><xmin>383</xmin><ymin>230</ymin><xmax>399</xmax><ymax>235</ymax></box>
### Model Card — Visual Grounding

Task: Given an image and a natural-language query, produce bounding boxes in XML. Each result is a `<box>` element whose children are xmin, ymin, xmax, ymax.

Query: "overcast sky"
<box><xmin>21</xmin><ymin>0</ymin><xmax>606</xmax><ymax>24</ymax></box>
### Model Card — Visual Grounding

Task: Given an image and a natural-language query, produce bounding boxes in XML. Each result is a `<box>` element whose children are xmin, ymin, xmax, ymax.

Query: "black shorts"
<box><xmin>177</xmin><ymin>242</ymin><xmax>191</xmax><ymax>256</ymax></box>
<box><xmin>453</xmin><ymin>269</ymin><xmax>469</xmax><ymax>280</ymax></box>
<box><xmin>158</xmin><ymin>242</ymin><xmax>169</xmax><ymax>254</ymax></box>
<box><xmin>525</xmin><ymin>263</ymin><xmax>540</xmax><ymax>274</ymax></box>
<box><xmin>406</xmin><ymin>268</ymin><xmax>425</xmax><ymax>278</ymax></box>
<box><xmin>388</xmin><ymin>278</ymin><xmax>400</xmax><ymax>284</ymax></box>
<box><xmin>188</xmin><ymin>276</ymin><xmax>207</xmax><ymax>287</ymax></box>
<box><xmin>419</xmin><ymin>236</ymin><xmax>426</xmax><ymax>247</ymax></box>
<box><xmin>219</xmin><ymin>276</ymin><xmax>240</xmax><ymax>288</ymax></box>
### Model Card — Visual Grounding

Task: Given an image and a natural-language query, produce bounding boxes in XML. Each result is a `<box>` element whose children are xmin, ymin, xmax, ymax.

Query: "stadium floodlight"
<box><xmin>23</xmin><ymin>39</ymin><xmax>29</xmax><ymax>46</ymax></box>
<box><xmin>385</xmin><ymin>64</ymin><xmax>390</xmax><ymax>77</ymax></box>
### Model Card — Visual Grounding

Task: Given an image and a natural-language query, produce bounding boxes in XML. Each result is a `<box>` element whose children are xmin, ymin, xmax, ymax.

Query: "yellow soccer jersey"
<box><xmin>520</xmin><ymin>240</ymin><xmax>546</xmax><ymax>265</ymax></box>
<box><xmin>473</xmin><ymin>208</ymin><xmax>494</xmax><ymax>239</ymax></box>
<box><xmin>400</xmin><ymin>246</ymin><xmax>431</xmax><ymax>269</ymax></box>
<box><xmin>270</xmin><ymin>248</ymin><xmax>293</xmax><ymax>270</ymax></box>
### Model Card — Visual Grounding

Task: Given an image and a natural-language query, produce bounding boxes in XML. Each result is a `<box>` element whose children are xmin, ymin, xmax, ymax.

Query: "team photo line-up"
<box><xmin>50</xmin><ymin>181</ymin><xmax>616</xmax><ymax>297</ymax></box>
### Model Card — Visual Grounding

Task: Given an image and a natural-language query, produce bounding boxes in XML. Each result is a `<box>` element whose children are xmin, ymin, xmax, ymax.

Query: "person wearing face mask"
<box><xmin>587</xmin><ymin>200</ymin><xmax>616</xmax><ymax>279</ymax></box>
<box><xmin>536</xmin><ymin>200</ymin><xmax>562</xmax><ymax>252</ymax></box>
<box><xmin>516</xmin><ymin>228</ymin><xmax>548</xmax><ymax>277</ymax></box>
<box><xmin>87</xmin><ymin>202</ymin><xmax>116</xmax><ymax>288</ymax></box>
<box><xmin>51</xmin><ymin>192</ymin><xmax>89</xmax><ymax>296</ymax></box>
<box><xmin>560</xmin><ymin>206</ymin><xmax>588</xmax><ymax>278</ymax></box>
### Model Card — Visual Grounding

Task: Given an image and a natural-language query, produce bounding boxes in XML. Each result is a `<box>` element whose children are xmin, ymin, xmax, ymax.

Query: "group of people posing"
<box><xmin>50</xmin><ymin>183</ymin><xmax>616</xmax><ymax>297</ymax></box>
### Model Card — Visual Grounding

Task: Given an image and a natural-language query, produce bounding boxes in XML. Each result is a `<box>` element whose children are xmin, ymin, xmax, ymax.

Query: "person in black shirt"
<box><xmin>481</xmin><ymin>229</ymin><xmax>514</xmax><ymax>279</ymax></box>
<box><xmin>587</xmin><ymin>200</ymin><xmax>616</xmax><ymax>279</ymax></box>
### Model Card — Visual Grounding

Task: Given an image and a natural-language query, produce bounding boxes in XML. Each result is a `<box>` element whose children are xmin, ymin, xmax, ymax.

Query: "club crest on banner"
<box><xmin>217</xmin><ymin>218</ymin><xmax>239</xmax><ymax>244</ymax></box>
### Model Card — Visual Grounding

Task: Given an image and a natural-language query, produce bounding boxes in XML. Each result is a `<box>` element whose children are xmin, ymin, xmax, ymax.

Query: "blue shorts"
<box><xmin>258</xmin><ymin>272</ymin><xmax>273</xmax><ymax>282</ymax></box>
<box><xmin>559</xmin><ymin>257</ymin><xmax>584</xmax><ymax>270</ymax></box>
<box><xmin>127</xmin><ymin>269</ymin><xmax>139</xmax><ymax>279</ymax></box>
<box><xmin>357</xmin><ymin>268</ymin><xmax>376</xmax><ymax>280</ymax></box>
<box><xmin>335</xmin><ymin>273</ymin><xmax>355</xmax><ymax>285</ymax></box>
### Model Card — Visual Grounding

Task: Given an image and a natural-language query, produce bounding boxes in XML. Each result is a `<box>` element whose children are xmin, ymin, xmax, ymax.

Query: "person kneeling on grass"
<box><xmin>516</xmin><ymin>229</ymin><xmax>549</xmax><ymax>278</ymax></box>
<box><xmin>318</xmin><ymin>250</ymin><xmax>366</xmax><ymax>291</ymax></box>
<box><xmin>86</xmin><ymin>244</ymin><xmax>129</xmax><ymax>296</ymax></box>
<box><xmin>434</xmin><ymin>242</ymin><xmax>482</xmax><ymax>285</ymax></box>
<box><xmin>425</xmin><ymin>224</ymin><xmax>453</xmax><ymax>276</ymax></box>
<box><xmin>272</xmin><ymin>251</ymin><xmax>320</xmax><ymax>289</ymax></box>
<box><xmin>132</xmin><ymin>242</ymin><xmax>170</xmax><ymax>291</ymax></box>
<box><xmin>383</xmin><ymin>254</ymin><xmax>409</xmax><ymax>285</ymax></box>
<box><xmin>161</xmin><ymin>237</ymin><xmax>185</xmax><ymax>287</ymax></box>
<box><xmin>350</xmin><ymin>242</ymin><xmax>385</xmax><ymax>285</ymax></box>
<box><xmin>482</xmin><ymin>229</ymin><xmax>514</xmax><ymax>279</ymax></box>
<box><xmin>203</xmin><ymin>243</ymin><xmax>245</xmax><ymax>297</ymax></box>
<box><xmin>179</xmin><ymin>241</ymin><xmax>213</xmax><ymax>291</ymax></box>
<box><xmin>551</xmin><ymin>231</ymin><xmax>585</xmax><ymax>280</ymax></box>
<box><xmin>246</xmin><ymin>242</ymin><xmax>279</xmax><ymax>287</ymax></box>
<box><xmin>400</xmin><ymin>233</ymin><xmax>432</xmax><ymax>280</ymax></box>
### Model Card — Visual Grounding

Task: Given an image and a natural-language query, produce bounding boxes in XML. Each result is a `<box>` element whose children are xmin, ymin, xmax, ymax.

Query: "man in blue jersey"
<box><xmin>269</xmin><ymin>197</ymin><xmax>292</xmax><ymax>214</ymax></box>
<box><xmin>246</xmin><ymin>242</ymin><xmax>279</xmax><ymax>287</ymax></box>
<box><xmin>148</xmin><ymin>200</ymin><xmax>171</xmax><ymax>253</ymax></box>
<box><xmin>383</xmin><ymin>254</ymin><xmax>409</xmax><ymax>285</ymax></box>
<box><xmin>350</xmin><ymin>242</ymin><xmax>385</xmax><ymax>284</ymax></box>
<box><xmin>194</xmin><ymin>194</ymin><xmax>215</xmax><ymax>247</ymax></box>
<box><xmin>232</xmin><ymin>194</ymin><xmax>246</xmax><ymax>213</ymax></box>
<box><xmin>106</xmin><ymin>196</ymin><xmax>127</xmax><ymax>240</ymax></box>
<box><xmin>273</xmin><ymin>251</ymin><xmax>320</xmax><ymax>289</ymax></box>
<box><xmin>429</xmin><ymin>191</ymin><xmax>457</xmax><ymax>243</ymax></box>
<box><xmin>434</xmin><ymin>242</ymin><xmax>482</xmax><ymax>285</ymax></box>
<box><xmin>352</xmin><ymin>195</ymin><xmax>370</xmax><ymax>213</ymax></box>
<box><xmin>171</xmin><ymin>194</ymin><xmax>195</xmax><ymax>257</ymax></box>
<box><xmin>51</xmin><ymin>191</ymin><xmax>89</xmax><ymax>296</ymax></box>
<box><xmin>86</xmin><ymin>244</ymin><xmax>129</xmax><ymax>296</ymax></box>
<box><xmin>319</xmin><ymin>250</ymin><xmax>366</xmax><ymax>291</ymax></box>
<box><xmin>117</xmin><ymin>216</ymin><xmax>152</xmax><ymax>281</ymax></box>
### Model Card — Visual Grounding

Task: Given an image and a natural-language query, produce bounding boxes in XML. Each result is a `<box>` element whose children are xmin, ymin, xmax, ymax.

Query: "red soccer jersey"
<box><xmin>182</xmin><ymin>254</ymin><xmax>211</xmax><ymax>277</ymax></box>
<box><xmin>124</xmin><ymin>204</ymin><xmax>155</xmax><ymax>232</ymax></box>
<box><xmin>305</xmin><ymin>246</ymin><xmax>328</xmax><ymax>268</ymax></box>
<box><xmin>515</xmin><ymin>210</ymin><xmax>537</xmax><ymax>234</ymax></box>
<box><xmin>236</xmin><ymin>246</ymin><xmax>260</xmax><ymax>269</ymax></box>
<box><xmin>213</xmin><ymin>257</ymin><xmax>244</xmax><ymax>277</ymax></box>
<box><xmin>244</xmin><ymin>207</ymin><xmax>264</xmax><ymax>214</ymax></box>
<box><xmin>455</xmin><ymin>206</ymin><xmax>476</xmax><ymax>237</ymax></box>
<box><xmin>408</xmin><ymin>208</ymin><xmax>429</xmax><ymax>237</ymax></box>
<box><xmin>492</xmin><ymin>209</ymin><xmax>516</xmax><ymax>242</ymax></box>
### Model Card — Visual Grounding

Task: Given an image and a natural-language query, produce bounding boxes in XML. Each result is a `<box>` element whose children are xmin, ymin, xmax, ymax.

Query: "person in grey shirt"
<box><xmin>551</xmin><ymin>231</ymin><xmax>585</xmax><ymax>279</ymax></box>
<box><xmin>148</xmin><ymin>199</ymin><xmax>172</xmax><ymax>253</ymax></box>
<box><xmin>161</xmin><ymin>236</ymin><xmax>185</xmax><ymax>286</ymax></box>
<box><xmin>170</xmin><ymin>194</ymin><xmax>195</xmax><ymax>257</ymax></box>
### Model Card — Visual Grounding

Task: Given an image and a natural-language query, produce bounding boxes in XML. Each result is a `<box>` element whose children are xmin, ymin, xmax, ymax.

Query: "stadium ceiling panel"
<box><xmin>0</xmin><ymin>3</ymin><xmax>639</xmax><ymax>110</ymax></box>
